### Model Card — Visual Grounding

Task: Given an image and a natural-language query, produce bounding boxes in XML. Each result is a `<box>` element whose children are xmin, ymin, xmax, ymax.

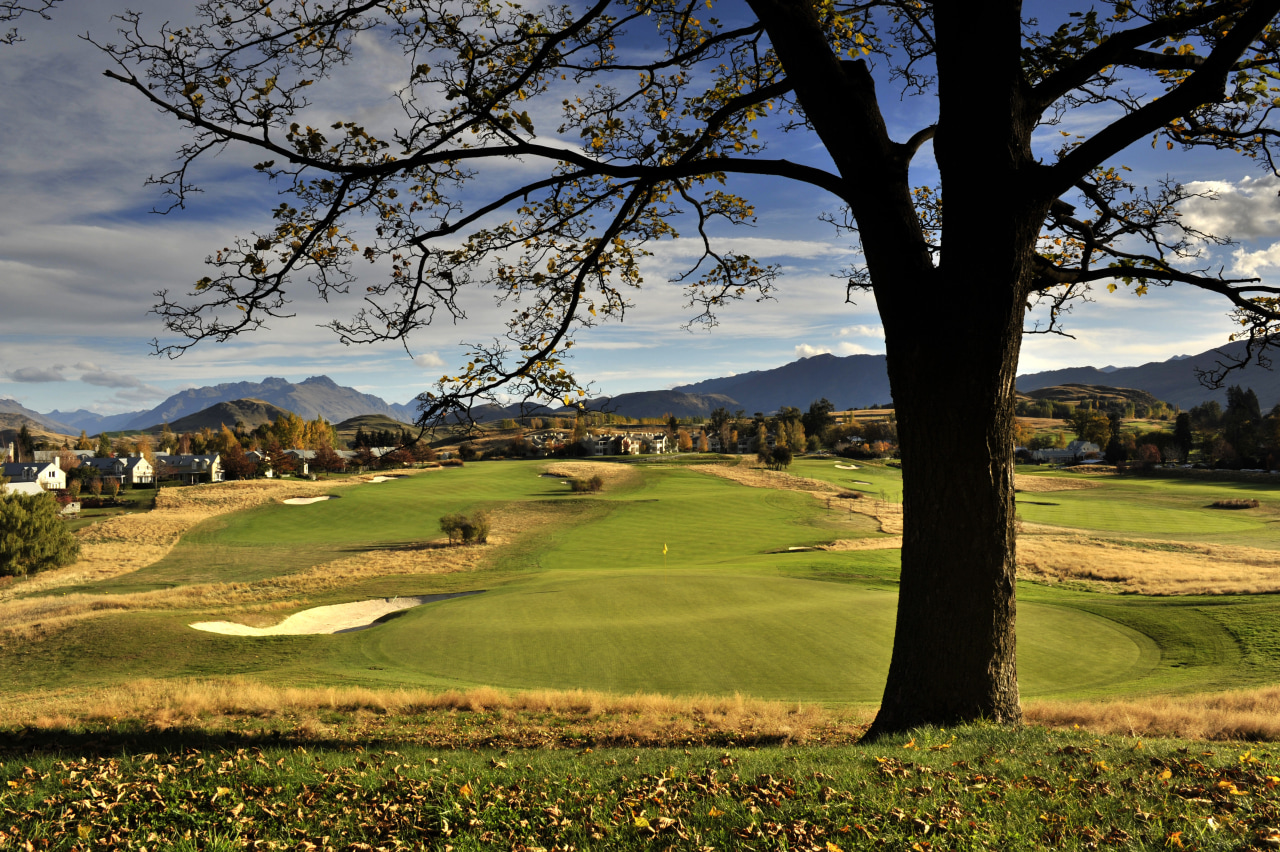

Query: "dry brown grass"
<box><xmin>698</xmin><ymin>463</ymin><xmax>904</xmax><ymax>534</ymax></box>
<box><xmin>542</xmin><ymin>460</ymin><xmax>640</xmax><ymax>487</ymax></box>
<box><xmin>1026</xmin><ymin>687</ymin><xmax>1280</xmax><ymax>741</ymax></box>
<box><xmin>1013</xmin><ymin>474</ymin><xmax>1101</xmax><ymax>493</ymax></box>
<box><xmin>2</xmin><ymin>679</ymin><xmax>872</xmax><ymax>747</ymax></box>
<box><xmin>1017</xmin><ymin>533</ymin><xmax>1280</xmax><ymax>595</ymax></box>
<box><xmin>2</xmin><ymin>478</ymin><xmax>367</xmax><ymax>604</ymax></box>
<box><xmin>0</xmin><ymin>472</ymin><xmax>522</xmax><ymax>640</ymax></box>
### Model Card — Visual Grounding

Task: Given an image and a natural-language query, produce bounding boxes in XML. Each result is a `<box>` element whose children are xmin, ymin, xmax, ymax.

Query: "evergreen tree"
<box><xmin>0</xmin><ymin>492</ymin><xmax>80</xmax><ymax>577</ymax></box>
<box><xmin>1174</xmin><ymin>412</ymin><xmax>1194</xmax><ymax>462</ymax></box>
<box><xmin>95</xmin><ymin>433</ymin><xmax>113</xmax><ymax>458</ymax></box>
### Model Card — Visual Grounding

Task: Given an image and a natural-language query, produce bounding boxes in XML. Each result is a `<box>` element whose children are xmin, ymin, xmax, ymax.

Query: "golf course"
<box><xmin>5</xmin><ymin>456</ymin><xmax>1280</xmax><ymax>710</ymax></box>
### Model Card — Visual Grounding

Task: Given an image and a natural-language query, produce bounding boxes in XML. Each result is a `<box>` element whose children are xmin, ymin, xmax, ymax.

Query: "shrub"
<box><xmin>439</xmin><ymin>511</ymin><xmax>490</xmax><ymax>544</ymax></box>
<box><xmin>835</xmin><ymin>491</ymin><xmax>863</xmax><ymax>500</ymax></box>
<box><xmin>567</xmin><ymin>474</ymin><xmax>604</xmax><ymax>493</ymax></box>
<box><xmin>0</xmin><ymin>493</ymin><xmax>81</xmax><ymax>577</ymax></box>
<box><xmin>1210</xmin><ymin>498</ymin><xmax>1261</xmax><ymax>509</ymax></box>
<box><xmin>457</xmin><ymin>443</ymin><xmax>479</xmax><ymax>461</ymax></box>
<box><xmin>440</xmin><ymin>458</ymin><xmax>465</xmax><ymax>467</ymax></box>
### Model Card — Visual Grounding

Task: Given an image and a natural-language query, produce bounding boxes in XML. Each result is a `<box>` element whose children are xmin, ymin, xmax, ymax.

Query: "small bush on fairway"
<box><xmin>439</xmin><ymin>512</ymin><xmax>490</xmax><ymax>544</ymax></box>
<box><xmin>835</xmin><ymin>490</ymin><xmax>863</xmax><ymax>500</ymax></box>
<box><xmin>440</xmin><ymin>458</ymin><xmax>465</xmax><ymax>467</ymax></box>
<box><xmin>1210</xmin><ymin>498</ymin><xmax>1260</xmax><ymax>509</ymax></box>
<box><xmin>567</xmin><ymin>474</ymin><xmax>604</xmax><ymax>493</ymax></box>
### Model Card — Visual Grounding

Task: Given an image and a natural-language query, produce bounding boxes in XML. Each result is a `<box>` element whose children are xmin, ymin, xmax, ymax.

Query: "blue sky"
<box><xmin>3</xmin><ymin>1</ymin><xmax>1280</xmax><ymax>416</ymax></box>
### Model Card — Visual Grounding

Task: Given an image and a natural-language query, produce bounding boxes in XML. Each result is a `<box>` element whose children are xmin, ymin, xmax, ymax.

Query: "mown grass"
<box><xmin>3</xmin><ymin>722</ymin><xmax>1279</xmax><ymax>850</ymax></box>
<box><xmin>6</xmin><ymin>457</ymin><xmax>1280</xmax><ymax>736</ymax></box>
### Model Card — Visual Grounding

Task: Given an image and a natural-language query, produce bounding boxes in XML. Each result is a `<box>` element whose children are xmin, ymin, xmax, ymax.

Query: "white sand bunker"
<box><xmin>368</xmin><ymin>474</ymin><xmax>410</xmax><ymax>483</ymax></box>
<box><xmin>190</xmin><ymin>592</ymin><xmax>481</xmax><ymax>636</ymax></box>
<box><xmin>835</xmin><ymin>463</ymin><xmax>861</xmax><ymax>470</ymax></box>
<box><xmin>283</xmin><ymin>495</ymin><xmax>340</xmax><ymax>505</ymax></box>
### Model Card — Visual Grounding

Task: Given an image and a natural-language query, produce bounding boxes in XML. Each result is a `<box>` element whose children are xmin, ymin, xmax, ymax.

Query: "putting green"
<box><xmin>349</xmin><ymin>570</ymin><xmax>1154</xmax><ymax>703</ymax></box>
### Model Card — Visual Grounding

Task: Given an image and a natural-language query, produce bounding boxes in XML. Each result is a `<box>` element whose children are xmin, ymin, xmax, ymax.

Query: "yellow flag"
<box><xmin>663</xmin><ymin>542</ymin><xmax>668</xmax><ymax>555</ymax></box>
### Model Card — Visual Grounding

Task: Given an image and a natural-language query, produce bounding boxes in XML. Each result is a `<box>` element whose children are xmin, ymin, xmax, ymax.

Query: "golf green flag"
<box><xmin>663</xmin><ymin>542</ymin><xmax>668</xmax><ymax>555</ymax></box>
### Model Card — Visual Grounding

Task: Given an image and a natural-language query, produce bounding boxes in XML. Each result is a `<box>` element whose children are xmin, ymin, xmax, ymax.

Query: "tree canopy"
<box><xmin>97</xmin><ymin>0</ymin><xmax>1280</xmax><ymax>734</ymax></box>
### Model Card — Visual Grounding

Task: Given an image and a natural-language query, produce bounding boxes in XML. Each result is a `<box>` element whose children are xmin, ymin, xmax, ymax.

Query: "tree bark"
<box><xmin>866</xmin><ymin>289</ymin><xmax>1028</xmax><ymax>737</ymax></box>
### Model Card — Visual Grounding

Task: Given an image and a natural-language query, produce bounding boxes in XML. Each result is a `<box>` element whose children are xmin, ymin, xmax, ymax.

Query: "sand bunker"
<box><xmin>190</xmin><ymin>592</ymin><xmax>482</xmax><ymax>636</ymax></box>
<box><xmin>283</xmin><ymin>496</ymin><xmax>340</xmax><ymax>505</ymax></box>
<box><xmin>368</xmin><ymin>474</ymin><xmax>410</xmax><ymax>483</ymax></box>
<box><xmin>834</xmin><ymin>463</ymin><xmax>861</xmax><ymax>470</ymax></box>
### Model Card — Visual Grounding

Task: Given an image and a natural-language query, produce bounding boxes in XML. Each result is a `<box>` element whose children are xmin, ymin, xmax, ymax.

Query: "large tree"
<box><xmin>98</xmin><ymin>0</ymin><xmax>1280</xmax><ymax>734</ymax></box>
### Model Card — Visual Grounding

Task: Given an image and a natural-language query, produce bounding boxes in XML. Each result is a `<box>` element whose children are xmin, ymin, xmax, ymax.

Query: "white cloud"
<box><xmin>7</xmin><ymin>365</ymin><xmax>67</xmax><ymax>382</ymax></box>
<box><xmin>837</xmin><ymin>324</ymin><xmax>885</xmax><ymax>339</ymax></box>
<box><xmin>795</xmin><ymin>344</ymin><xmax>831</xmax><ymax>358</ymax></box>
<box><xmin>1231</xmin><ymin>241</ymin><xmax>1280</xmax><ymax>279</ymax></box>
<box><xmin>413</xmin><ymin>352</ymin><xmax>446</xmax><ymax>368</ymax></box>
<box><xmin>834</xmin><ymin>341</ymin><xmax>876</xmax><ymax>355</ymax></box>
<box><xmin>1181</xmin><ymin>175</ymin><xmax>1280</xmax><ymax>242</ymax></box>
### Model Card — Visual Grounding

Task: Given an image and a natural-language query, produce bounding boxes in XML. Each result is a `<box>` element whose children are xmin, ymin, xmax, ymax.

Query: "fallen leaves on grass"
<box><xmin>2</xmin><ymin>728</ymin><xmax>1278</xmax><ymax>851</ymax></box>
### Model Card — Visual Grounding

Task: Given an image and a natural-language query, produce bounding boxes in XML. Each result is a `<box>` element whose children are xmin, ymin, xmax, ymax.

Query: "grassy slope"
<box><xmin>4</xmin><ymin>458</ymin><xmax>1280</xmax><ymax>710</ymax></box>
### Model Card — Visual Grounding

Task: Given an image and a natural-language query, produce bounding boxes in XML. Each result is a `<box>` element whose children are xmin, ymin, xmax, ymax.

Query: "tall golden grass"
<box><xmin>1017</xmin><ymin>533</ymin><xmax>1280</xmax><ymax>595</ymax></box>
<box><xmin>7</xmin><ymin>678</ymin><xmax>1279</xmax><ymax>743</ymax></box>
<box><xmin>3</xmin><ymin>679</ymin><xmax>864</xmax><ymax>747</ymax></box>
<box><xmin>1026</xmin><ymin>687</ymin><xmax>1280</xmax><ymax>741</ymax></box>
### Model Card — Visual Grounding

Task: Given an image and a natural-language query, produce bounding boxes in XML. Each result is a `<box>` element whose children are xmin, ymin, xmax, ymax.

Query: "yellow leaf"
<box><xmin>214</xmin><ymin>786</ymin><xmax>231</xmax><ymax>799</ymax></box>
<box><xmin>708</xmin><ymin>807</ymin><xmax>724</xmax><ymax>817</ymax></box>
<box><xmin>1167</xmin><ymin>141</ymin><xmax>1174</xmax><ymax>150</ymax></box>
<box><xmin>1159</xmin><ymin>769</ymin><xmax>1172</xmax><ymax>780</ymax></box>
<box><xmin>634</xmin><ymin>816</ymin><xmax>650</xmax><ymax>829</ymax></box>
<box><xmin>459</xmin><ymin>782</ymin><xmax>473</xmax><ymax>798</ymax></box>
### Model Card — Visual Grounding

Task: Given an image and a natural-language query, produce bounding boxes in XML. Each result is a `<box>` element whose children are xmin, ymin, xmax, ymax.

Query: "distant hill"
<box><xmin>1019</xmin><ymin>383</ymin><xmax>1164</xmax><ymax>408</ymax></box>
<box><xmin>118</xmin><ymin>375</ymin><xmax>418</xmax><ymax>430</ymax></box>
<box><xmin>334</xmin><ymin>413</ymin><xmax>416</xmax><ymax>446</ymax></box>
<box><xmin>571</xmin><ymin>390</ymin><xmax>744</xmax><ymax>420</ymax></box>
<box><xmin>1015</xmin><ymin>339</ymin><xmax>1280</xmax><ymax>409</ymax></box>
<box><xmin>156</xmin><ymin>399</ymin><xmax>295</xmax><ymax>434</ymax></box>
<box><xmin>44</xmin><ymin>408</ymin><xmax>147</xmax><ymax>435</ymax></box>
<box><xmin>673</xmin><ymin>353</ymin><xmax>893</xmax><ymax>413</ymax></box>
<box><xmin>0</xmin><ymin>398</ymin><xmax>76</xmax><ymax>434</ymax></box>
<box><xmin>0</xmin><ymin>412</ymin><xmax>77</xmax><ymax>448</ymax></box>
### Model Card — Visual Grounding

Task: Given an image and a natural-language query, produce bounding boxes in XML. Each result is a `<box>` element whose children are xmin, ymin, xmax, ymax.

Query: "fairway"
<box><xmin>344</xmin><ymin>569</ymin><xmax>1154</xmax><ymax>703</ymax></box>
<box><xmin>7</xmin><ymin>456</ymin><xmax>1280</xmax><ymax>712</ymax></box>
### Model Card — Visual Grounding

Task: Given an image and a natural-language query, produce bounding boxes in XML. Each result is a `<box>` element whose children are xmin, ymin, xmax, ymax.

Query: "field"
<box><xmin>5</xmin><ymin>457</ymin><xmax>1280</xmax><ymax>847</ymax></box>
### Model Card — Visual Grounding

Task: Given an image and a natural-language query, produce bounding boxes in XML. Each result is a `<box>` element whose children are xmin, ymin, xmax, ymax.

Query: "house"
<box><xmin>1</xmin><ymin>457</ymin><xmax>66</xmax><ymax>491</ymax></box>
<box><xmin>1030</xmin><ymin>440</ymin><xmax>1101</xmax><ymax>465</ymax></box>
<box><xmin>33</xmin><ymin>449</ymin><xmax>95</xmax><ymax>463</ymax></box>
<box><xmin>284</xmin><ymin>449</ymin><xmax>316</xmax><ymax>475</ymax></box>
<box><xmin>2</xmin><ymin>480</ymin><xmax>45</xmax><ymax>497</ymax></box>
<box><xmin>82</xmin><ymin>454</ymin><xmax>154</xmax><ymax>486</ymax></box>
<box><xmin>154</xmin><ymin>453</ymin><xmax>223</xmax><ymax>484</ymax></box>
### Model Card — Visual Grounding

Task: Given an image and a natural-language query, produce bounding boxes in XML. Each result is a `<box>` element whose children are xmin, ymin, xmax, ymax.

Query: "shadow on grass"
<box><xmin>0</xmin><ymin>727</ymin><xmax>380</xmax><ymax>758</ymax></box>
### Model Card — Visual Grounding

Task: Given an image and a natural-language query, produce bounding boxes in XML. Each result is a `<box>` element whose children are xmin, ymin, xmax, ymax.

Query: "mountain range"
<box><xmin>17</xmin><ymin>338</ymin><xmax>1280</xmax><ymax>436</ymax></box>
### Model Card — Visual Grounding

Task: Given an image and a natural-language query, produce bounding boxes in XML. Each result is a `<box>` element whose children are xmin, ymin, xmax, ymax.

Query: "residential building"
<box><xmin>1</xmin><ymin>457</ymin><xmax>66</xmax><ymax>491</ymax></box>
<box><xmin>154</xmin><ymin>454</ymin><xmax>223</xmax><ymax>484</ymax></box>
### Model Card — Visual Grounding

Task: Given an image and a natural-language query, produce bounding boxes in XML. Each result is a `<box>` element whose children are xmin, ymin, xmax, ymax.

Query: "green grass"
<box><xmin>3</xmin><ymin>726</ymin><xmax>1279</xmax><ymax>850</ymax></box>
<box><xmin>7</xmin><ymin>457</ymin><xmax>1280</xmax><ymax>711</ymax></box>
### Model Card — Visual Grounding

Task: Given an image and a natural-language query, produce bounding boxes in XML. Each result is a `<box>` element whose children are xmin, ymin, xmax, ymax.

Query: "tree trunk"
<box><xmin>866</xmin><ymin>291</ymin><xmax>1027</xmax><ymax>737</ymax></box>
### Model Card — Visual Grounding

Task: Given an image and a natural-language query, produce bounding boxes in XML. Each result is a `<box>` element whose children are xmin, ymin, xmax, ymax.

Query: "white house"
<box><xmin>1030</xmin><ymin>440</ymin><xmax>1101</xmax><ymax>464</ymax></box>
<box><xmin>154</xmin><ymin>453</ymin><xmax>223</xmax><ymax>484</ymax></box>
<box><xmin>1</xmin><ymin>457</ymin><xmax>66</xmax><ymax>491</ymax></box>
<box><xmin>83</xmin><ymin>455</ymin><xmax>154</xmax><ymax>486</ymax></box>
